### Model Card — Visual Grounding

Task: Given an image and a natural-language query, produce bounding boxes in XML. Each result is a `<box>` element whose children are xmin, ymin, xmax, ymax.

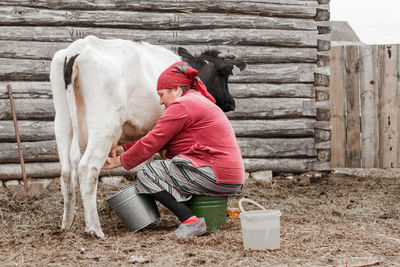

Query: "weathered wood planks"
<box><xmin>0</xmin><ymin>40</ymin><xmax>317</xmax><ymax>64</ymax></box>
<box><xmin>228</xmin><ymin>98</ymin><xmax>315</xmax><ymax>119</ymax></box>
<box><xmin>0</xmin><ymin>82</ymin><xmax>315</xmax><ymax>99</ymax></box>
<box><xmin>0</xmin><ymin>26</ymin><xmax>318</xmax><ymax>47</ymax></box>
<box><xmin>345</xmin><ymin>45</ymin><xmax>361</xmax><ymax>168</ymax></box>
<box><xmin>0</xmin><ymin>58</ymin><xmax>316</xmax><ymax>83</ymax></box>
<box><xmin>0</xmin><ymin>98</ymin><xmax>315</xmax><ymax>120</ymax></box>
<box><xmin>359</xmin><ymin>45</ymin><xmax>379</xmax><ymax>168</ymax></box>
<box><xmin>330</xmin><ymin>44</ymin><xmax>400</xmax><ymax>169</ymax></box>
<box><xmin>378</xmin><ymin>45</ymin><xmax>398</xmax><ymax>168</ymax></box>
<box><xmin>0</xmin><ymin>1</ymin><xmax>317</xmax><ymax>19</ymax></box>
<box><xmin>0</xmin><ymin>119</ymin><xmax>315</xmax><ymax>142</ymax></box>
<box><xmin>0</xmin><ymin>6</ymin><xmax>317</xmax><ymax>30</ymax></box>
<box><xmin>0</xmin><ymin>120</ymin><xmax>55</xmax><ymax>141</ymax></box>
<box><xmin>0</xmin><ymin>138</ymin><xmax>316</xmax><ymax>163</ymax></box>
<box><xmin>330</xmin><ymin>46</ymin><xmax>346</xmax><ymax>168</ymax></box>
<box><xmin>0</xmin><ymin>99</ymin><xmax>55</xmax><ymax>120</ymax></box>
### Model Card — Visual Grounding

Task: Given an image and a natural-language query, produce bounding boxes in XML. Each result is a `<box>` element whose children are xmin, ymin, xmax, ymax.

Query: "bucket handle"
<box><xmin>238</xmin><ymin>198</ymin><xmax>266</xmax><ymax>219</ymax></box>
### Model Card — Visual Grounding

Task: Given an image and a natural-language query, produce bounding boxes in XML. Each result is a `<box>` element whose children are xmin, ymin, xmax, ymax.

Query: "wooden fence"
<box><xmin>330</xmin><ymin>44</ymin><xmax>400</xmax><ymax>168</ymax></box>
<box><xmin>0</xmin><ymin>0</ymin><xmax>331</xmax><ymax>180</ymax></box>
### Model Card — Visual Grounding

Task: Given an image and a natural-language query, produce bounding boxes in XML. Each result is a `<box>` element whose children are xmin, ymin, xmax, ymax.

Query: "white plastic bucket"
<box><xmin>239</xmin><ymin>198</ymin><xmax>281</xmax><ymax>250</ymax></box>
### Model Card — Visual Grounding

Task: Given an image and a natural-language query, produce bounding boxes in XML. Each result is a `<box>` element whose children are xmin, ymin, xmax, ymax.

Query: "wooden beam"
<box><xmin>0</xmin><ymin>81</ymin><xmax>52</xmax><ymax>99</ymax></box>
<box><xmin>0</xmin><ymin>59</ymin><xmax>316</xmax><ymax>83</ymax></box>
<box><xmin>379</xmin><ymin>44</ymin><xmax>399</xmax><ymax>168</ymax></box>
<box><xmin>229</xmin><ymin>83</ymin><xmax>314</xmax><ymax>98</ymax></box>
<box><xmin>0</xmin><ymin>140</ymin><xmax>58</xmax><ymax>163</ymax></box>
<box><xmin>345</xmin><ymin>45</ymin><xmax>361</xmax><ymax>168</ymax></box>
<box><xmin>0</xmin><ymin>138</ymin><xmax>316</xmax><ymax>164</ymax></box>
<box><xmin>244</xmin><ymin>158</ymin><xmax>316</xmax><ymax>173</ymax></box>
<box><xmin>227</xmin><ymin>98</ymin><xmax>316</xmax><ymax>119</ymax></box>
<box><xmin>359</xmin><ymin>45</ymin><xmax>379</xmax><ymax>168</ymax></box>
<box><xmin>0</xmin><ymin>2</ymin><xmax>317</xmax><ymax>19</ymax></box>
<box><xmin>0</xmin><ymin>6</ymin><xmax>317</xmax><ymax>30</ymax></box>
<box><xmin>0</xmin><ymin>40</ymin><xmax>317</xmax><ymax>64</ymax></box>
<box><xmin>0</xmin><ymin>120</ymin><xmax>55</xmax><ymax>141</ymax></box>
<box><xmin>0</xmin><ymin>98</ymin><xmax>55</xmax><ymax>120</ymax></box>
<box><xmin>0</xmin><ymin>161</ymin><xmax>142</xmax><ymax>180</ymax></box>
<box><xmin>231</xmin><ymin>118</ymin><xmax>316</xmax><ymax>137</ymax></box>
<box><xmin>0</xmin><ymin>81</ymin><xmax>316</xmax><ymax>100</ymax></box>
<box><xmin>330</xmin><ymin>46</ymin><xmax>346</xmax><ymax>167</ymax></box>
<box><xmin>238</xmin><ymin>138</ymin><xmax>316</xmax><ymax>157</ymax></box>
<box><xmin>0</xmin><ymin>26</ymin><xmax>318</xmax><ymax>48</ymax></box>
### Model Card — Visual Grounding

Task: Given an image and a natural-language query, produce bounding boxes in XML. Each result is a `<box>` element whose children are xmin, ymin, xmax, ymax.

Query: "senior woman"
<box><xmin>103</xmin><ymin>62</ymin><xmax>245</xmax><ymax>238</ymax></box>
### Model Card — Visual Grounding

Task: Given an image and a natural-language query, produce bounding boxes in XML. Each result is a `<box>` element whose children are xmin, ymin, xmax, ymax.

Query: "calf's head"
<box><xmin>178</xmin><ymin>47</ymin><xmax>246</xmax><ymax>112</ymax></box>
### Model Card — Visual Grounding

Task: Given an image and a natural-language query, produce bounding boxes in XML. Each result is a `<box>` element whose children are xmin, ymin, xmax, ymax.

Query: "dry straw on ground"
<box><xmin>1</xmin><ymin>172</ymin><xmax>399</xmax><ymax>266</ymax></box>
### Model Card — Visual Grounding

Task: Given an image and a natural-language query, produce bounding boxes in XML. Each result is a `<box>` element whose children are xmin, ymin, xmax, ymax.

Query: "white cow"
<box><xmin>50</xmin><ymin>35</ymin><xmax>181</xmax><ymax>237</ymax></box>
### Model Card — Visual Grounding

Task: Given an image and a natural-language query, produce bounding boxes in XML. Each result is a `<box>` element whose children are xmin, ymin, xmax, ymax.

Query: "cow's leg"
<box><xmin>77</xmin><ymin>137</ymin><xmax>114</xmax><ymax>238</ymax></box>
<box><xmin>55</xmin><ymin>118</ymin><xmax>77</xmax><ymax>230</ymax></box>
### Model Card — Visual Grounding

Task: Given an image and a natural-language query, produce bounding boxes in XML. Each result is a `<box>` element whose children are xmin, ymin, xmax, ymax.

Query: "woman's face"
<box><xmin>158</xmin><ymin>88</ymin><xmax>182</xmax><ymax>107</ymax></box>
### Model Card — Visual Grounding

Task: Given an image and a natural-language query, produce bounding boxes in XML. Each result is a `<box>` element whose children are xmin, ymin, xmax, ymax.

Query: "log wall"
<box><xmin>0</xmin><ymin>0</ymin><xmax>331</xmax><ymax>180</ymax></box>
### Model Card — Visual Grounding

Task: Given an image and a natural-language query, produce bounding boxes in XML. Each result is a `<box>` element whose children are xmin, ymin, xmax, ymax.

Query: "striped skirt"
<box><xmin>135</xmin><ymin>156</ymin><xmax>242</xmax><ymax>202</ymax></box>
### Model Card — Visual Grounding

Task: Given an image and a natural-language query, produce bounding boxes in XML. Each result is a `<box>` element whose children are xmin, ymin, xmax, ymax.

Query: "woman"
<box><xmin>103</xmin><ymin>62</ymin><xmax>245</xmax><ymax>238</ymax></box>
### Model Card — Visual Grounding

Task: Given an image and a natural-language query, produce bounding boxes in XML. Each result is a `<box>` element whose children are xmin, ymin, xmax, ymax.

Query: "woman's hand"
<box><xmin>102</xmin><ymin>156</ymin><xmax>122</xmax><ymax>170</ymax></box>
<box><xmin>109</xmin><ymin>145</ymin><xmax>125</xmax><ymax>158</ymax></box>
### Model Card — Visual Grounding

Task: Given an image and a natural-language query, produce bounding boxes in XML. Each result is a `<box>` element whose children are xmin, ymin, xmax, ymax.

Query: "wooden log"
<box><xmin>0</xmin><ymin>58</ymin><xmax>50</xmax><ymax>81</ymax></box>
<box><xmin>0</xmin><ymin>138</ymin><xmax>316</xmax><ymax>163</ymax></box>
<box><xmin>359</xmin><ymin>45</ymin><xmax>379</xmax><ymax>168</ymax></box>
<box><xmin>0</xmin><ymin>1</ymin><xmax>317</xmax><ymax>19</ymax></box>
<box><xmin>229</xmin><ymin>83</ymin><xmax>314</xmax><ymax>98</ymax></box>
<box><xmin>315</xmin><ymin>141</ymin><xmax>330</xmax><ymax>150</ymax></box>
<box><xmin>0</xmin><ymin>140</ymin><xmax>58</xmax><ymax>163</ymax></box>
<box><xmin>0</xmin><ymin>40</ymin><xmax>317</xmax><ymax>64</ymax></box>
<box><xmin>317</xmin><ymin>149</ymin><xmax>330</xmax><ymax>162</ymax></box>
<box><xmin>0</xmin><ymin>59</ymin><xmax>316</xmax><ymax>83</ymax></box>
<box><xmin>231</xmin><ymin>118</ymin><xmax>316</xmax><ymax>137</ymax></box>
<box><xmin>379</xmin><ymin>44</ymin><xmax>398</xmax><ymax>168</ymax></box>
<box><xmin>1</xmin><ymin>95</ymin><xmax>315</xmax><ymax>121</ymax></box>
<box><xmin>314</xmin><ymin>66</ymin><xmax>330</xmax><ymax>86</ymax></box>
<box><xmin>311</xmin><ymin>161</ymin><xmax>331</xmax><ymax>172</ymax></box>
<box><xmin>317</xmin><ymin>51</ymin><xmax>330</xmax><ymax>67</ymax></box>
<box><xmin>330</xmin><ymin>46</ymin><xmax>346</xmax><ymax>168</ymax></box>
<box><xmin>0</xmin><ymin>157</ymin><xmax>319</xmax><ymax>180</ymax></box>
<box><xmin>0</xmin><ymin>6</ymin><xmax>317</xmax><ymax>30</ymax></box>
<box><xmin>244</xmin><ymin>158</ymin><xmax>316</xmax><ymax>173</ymax></box>
<box><xmin>315</xmin><ymin>121</ymin><xmax>331</xmax><ymax>130</ymax></box>
<box><xmin>0</xmin><ymin>161</ymin><xmax>142</xmax><ymax>180</ymax></box>
<box><xmin>0</xmin><ymin>119</ymin><xmax>315</xmax><ymax>141</ymax></box>
<box><xmin>0</xmin><ymin>99</ymin><xmax>55</xmax><ymax>120</ymax></box>
<box><xmin>0</xmin><ymin>82</ymin><xmax>315</xmax><ymax>100</ymax></box>
<box><xmin>315</xmin><ymin>86</ymin><xmax>329</xmax><ymax>101</ymax></box>
<box><xmin>227</xmin><ymin>98</ymin><xmax>316</xmax><ymax>119</ymax></box>
<box><xmin>238</xmin><ymin>138</ymin><xmax>316</xmax><ymax>157</ymax></box>
<box><xmin>0</xmin><ymin>81</ymin><xmax>52</xmax><ymax>99</ymax></box>
<box><xmin>0</xmin><ymin>120</ymin><xmax>54</xmax><ymax>141</ymax></box>
<box><xmin>229</xmin><ymin>63</ymin><xmax>316</xmax><ymax>83</ymax></box>
<box><xmin>345</xmin><ymin>45</ymin><xmax>361</xmax><ymax>168</ymax></box>
<box><xmin>315</xmin><ymin>128</ymin><xmax>330</xmax><ymax>143</ymax></box>
<box><xmin>0</xmin><ymin>26</ymin><xmax>318</xmax><ymax>48</ymax></box>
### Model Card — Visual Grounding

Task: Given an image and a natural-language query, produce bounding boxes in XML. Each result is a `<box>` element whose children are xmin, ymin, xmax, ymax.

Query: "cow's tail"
<box><xmin>63</xmin><ymin>54</ymin><xmax>81</xmax><ymax>168</ymax></box>
<box><xmin>63</xmin><ymin>54</ymin><xmax>83</xmax><ymax>228</ymax></box>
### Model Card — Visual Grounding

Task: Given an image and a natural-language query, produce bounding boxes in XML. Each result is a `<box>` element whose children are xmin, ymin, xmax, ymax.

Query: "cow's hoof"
<box><xmin>85</xmin><ymin>229</ymin><xmax>105</xmax><ymax>238</ymax></box>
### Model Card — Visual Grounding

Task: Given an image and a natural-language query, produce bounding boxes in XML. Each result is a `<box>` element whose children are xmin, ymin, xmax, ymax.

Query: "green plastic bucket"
<box><xmin>186</xmin><ymin>195</ymin><xmax>228</xmax><ymax>229</ymax></box>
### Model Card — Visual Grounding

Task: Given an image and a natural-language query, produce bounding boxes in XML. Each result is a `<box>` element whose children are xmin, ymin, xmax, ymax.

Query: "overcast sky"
<box><xmin>330</xmin><ymin>0</ymin><xmax>400</xmax><ymax>44</ymax></box>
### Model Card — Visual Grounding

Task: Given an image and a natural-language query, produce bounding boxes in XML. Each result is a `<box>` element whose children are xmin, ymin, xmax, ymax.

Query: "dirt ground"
<box><xmin>1</xmin><ymin>172</ymin><xmax>399</xmax><ymax>266</ymax></box>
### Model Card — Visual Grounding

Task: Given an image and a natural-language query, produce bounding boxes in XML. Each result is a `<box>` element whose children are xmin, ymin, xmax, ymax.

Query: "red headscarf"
<box><xmin>157</xmin><ymin>62</ymin><xmax>216</xmax><ymax>104</ymax></box>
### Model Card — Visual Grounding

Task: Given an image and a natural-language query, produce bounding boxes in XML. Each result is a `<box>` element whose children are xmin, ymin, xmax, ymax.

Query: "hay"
<box><xmin>0</xmin><ymin>173</ymin><xmax>399</xmax><ymax>266</ymax></box>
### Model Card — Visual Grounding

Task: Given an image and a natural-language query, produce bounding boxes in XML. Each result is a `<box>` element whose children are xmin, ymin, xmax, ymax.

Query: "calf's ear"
<box><xmin>230</xmin><ymin>59</ymin><xmax>246</xmax><ymax>75</ymax></box>
<box><xmin>177</xmin><ymin>47</ymin><xmax>194</xmax><ymax>60</ymax></box>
